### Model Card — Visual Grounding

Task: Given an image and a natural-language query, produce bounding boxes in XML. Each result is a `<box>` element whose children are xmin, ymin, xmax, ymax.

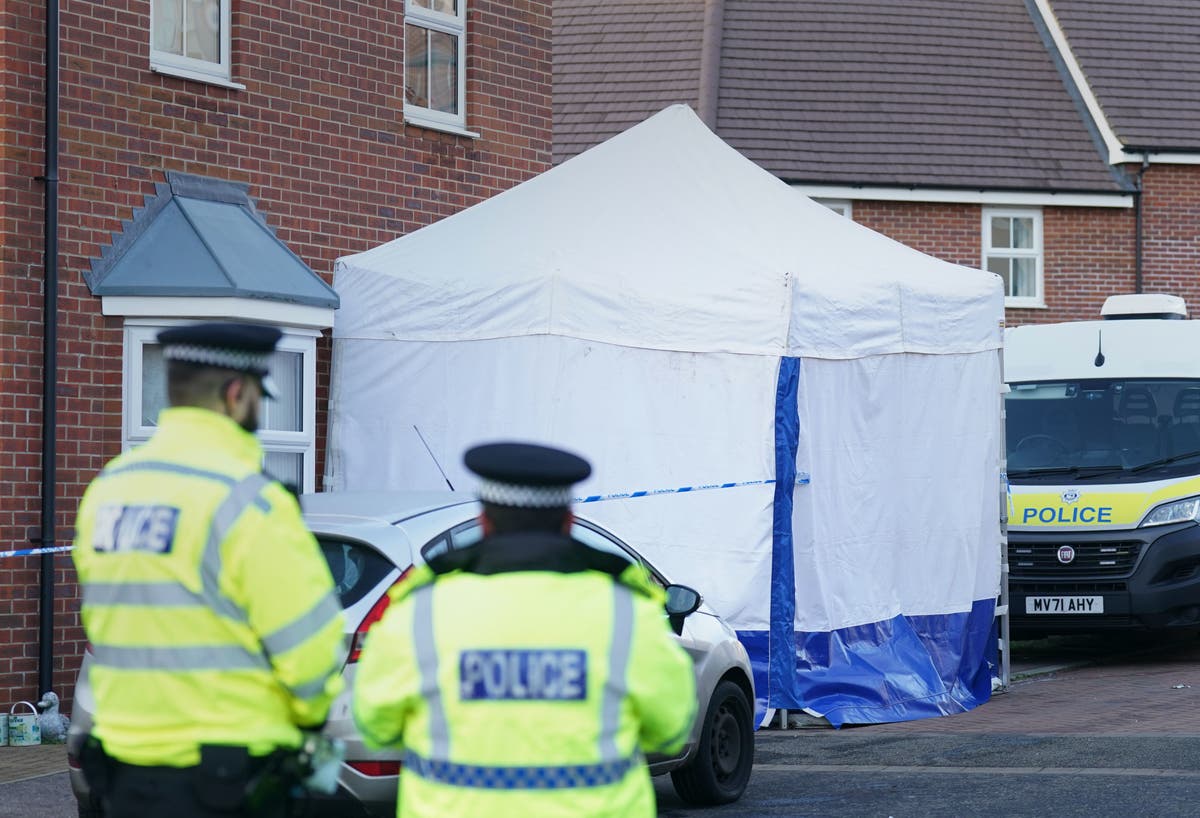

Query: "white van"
<box><xmin>1004</xmin><ymin>293</ymin><xmax>1200</xmax><ymax>635</ymax></box>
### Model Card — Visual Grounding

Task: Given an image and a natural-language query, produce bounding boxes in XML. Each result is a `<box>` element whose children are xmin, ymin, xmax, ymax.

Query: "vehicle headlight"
<box><xmin>1141</xmin><ymin>496</ymin><xmax>1200</xmax><ymax>527</ymax></box>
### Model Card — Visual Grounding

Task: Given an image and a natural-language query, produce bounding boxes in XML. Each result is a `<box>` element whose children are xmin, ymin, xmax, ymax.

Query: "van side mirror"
<box><xmin>664</xmin><ymin>584</ymin><xmax>702</xmax><ymax>635</ymax></box>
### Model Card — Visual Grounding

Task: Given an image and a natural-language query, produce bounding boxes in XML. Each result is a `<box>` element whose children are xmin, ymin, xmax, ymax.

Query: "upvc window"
<box><xmin>150</xmin><ymin>0</ymin><xmax>238</xmax><ymax>87</ymax></box>
<box><xmin>404</xmin><ymin>0</ymin><xmax>468</xmax><ymax>133</ymax></box>
<box><xmin>123</xmin><ymin>322</ymin><xmax>319</xmax><ymax>493</ymax></box>
<box><xmin>816</xmin><ymin>199</ymin><xmax>853</xmax><ymax>219</ymax></box>
<box><xmin>983</xmin><ymin>208</ymin><xmax>1043</xmax><ymax>308</ymax></box>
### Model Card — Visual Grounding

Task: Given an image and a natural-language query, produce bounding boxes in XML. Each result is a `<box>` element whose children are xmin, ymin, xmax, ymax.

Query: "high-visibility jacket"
<box><xmin>352</xmin><ymin>531</ymin><xmax>696</xmax><ymax>818</ymax></box>
<box><xmin>72</xmin><ymin>407</ymin><xmax>344</xmax><ymax>767</ymax></box>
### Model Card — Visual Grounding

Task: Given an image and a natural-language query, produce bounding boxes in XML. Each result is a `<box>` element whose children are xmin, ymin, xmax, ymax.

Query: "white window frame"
<box><xmin>149</xmin><ymin>0</ymin><xmax>243</xmax><ymax>89</ymax></box>
<box><xmin>404</xmin><ymin>0</ymin><xmax>473</xmax><ymax>135</ymax></box>
<box><xmin>815</xmin><ymin>199</ymin><xmax>853</xmax><ymax>219</ymax></box>
<box><xmin>983</xmin><ymin>207</ymin><xmax>1044</xmax><ymax>309</ymax></box>
<box><xmin>121</xmin><ymin>320</ymin><xmax>320</xmax><ymax>493</ymax></box>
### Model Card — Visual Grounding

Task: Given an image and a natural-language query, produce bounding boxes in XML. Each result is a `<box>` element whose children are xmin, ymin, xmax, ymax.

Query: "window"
<box><xmin>317</xmin><ymin>538</ymin><xmax>395</xmax><ymax>608</ymax></box>
<box><xmin>983</xmin><ymin>208</ymin><xmax>1043</xmax><ymax>308</ymax></box>
<box><xmin>405</xmin><ymin>0</ymin><xmax>468</xmax><ymax>133</ymax></box>
<box><xmin>816</xmin><ymin>199</ymin><xmax>853</xmax><ymax>219</ymax></box>
<box><xmin>150</xmin><ymin>0</ymin><xmax>237</xmax><ymax>87</ymax></box>
<box><xmin>123</xmin><ymin>321</ymin><xmax>320</xmax><ymax>492</ymax></box>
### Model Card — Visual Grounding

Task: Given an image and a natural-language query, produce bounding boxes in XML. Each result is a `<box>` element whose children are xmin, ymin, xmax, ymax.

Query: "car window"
<box><xmin>571</xmin><ymin>522</ymin><xmax>665</xmax><ymax>587</ymax></box>
<box><xmin>419</xmin><ymin>520</ymin><xmax>482</xmax><ymax>563</ymax></box>
<box><xmin>417</xmin><ymin>519</ymin><xmax>663</xmax><ymax>586</ymax></box>
<box><xmin>317</xmin><ymin>537</ymin><xmax>395</xmax><ymax>608</ymax></box>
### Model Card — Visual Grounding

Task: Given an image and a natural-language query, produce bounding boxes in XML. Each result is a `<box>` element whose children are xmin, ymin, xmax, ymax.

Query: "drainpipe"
<box><xmin>38</xmin><ymin>0</ymin><xmax>61</xmax><ymax>698</ymax></box>
<box><xmin>697</xmin><ymin>0</ymin><xmax>725</xmax><ymax>129</ymax></box>
<box><xmin>1133</xmin><ymin>153</ymin><xmax>1149</xmax><ymax>294</ymax></box>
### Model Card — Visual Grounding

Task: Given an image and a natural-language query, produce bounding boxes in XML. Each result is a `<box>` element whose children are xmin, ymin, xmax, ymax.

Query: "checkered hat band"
<box><xmin>477</xmin><ymin>478</ymin><xmax>574</xmax><ymax>508</ymax></box>
<box><xmin>163</xmin><ymin>344</ymin><xmax>271</xmax><ymax>375</ymax></box>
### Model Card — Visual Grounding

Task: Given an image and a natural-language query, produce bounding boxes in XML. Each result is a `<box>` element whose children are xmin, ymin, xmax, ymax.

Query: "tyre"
<box><xmin>669</xmin><ymin>678</ymin><xmax>754</xmax><ymax>805</ymax></box>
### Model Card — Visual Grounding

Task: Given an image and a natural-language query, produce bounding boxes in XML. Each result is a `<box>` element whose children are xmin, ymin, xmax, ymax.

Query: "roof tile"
<box><xmin>554</xmin><ymin>0</ymin><xmax>1128</xmax><ymax>192</ymax></box>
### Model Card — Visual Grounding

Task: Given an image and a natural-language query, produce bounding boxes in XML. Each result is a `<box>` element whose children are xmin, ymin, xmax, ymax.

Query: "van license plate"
<box><xmin>1025</xmin><ymin>596</ymin><xmax>1104</xmax><ymax>614</ymax></box>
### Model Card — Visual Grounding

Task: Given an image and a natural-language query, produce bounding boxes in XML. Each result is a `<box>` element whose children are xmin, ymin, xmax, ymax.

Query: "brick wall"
<box><xmin>853</xmin><ymin>199</ymin><xmax>1140</xmax><ymax>325</ymax></box>
<box><xmin>1</xmin><ymin>0</ymin><xmax>551</xmax><ymax>713</ymax></box>
<box><xmin>1139</xmin><ymin>164</ymin><xmax>1200</xmax><ymax>312</ymax></box>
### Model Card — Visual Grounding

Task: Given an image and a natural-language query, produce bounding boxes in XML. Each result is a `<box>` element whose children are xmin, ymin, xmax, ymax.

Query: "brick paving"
<box><xmin>0</xmin><ymin>743</ymin><xmax>67</xmax><ymax>785</ymax></box>
<box><xmin>851</xmin><ymin>639</ymin><xmax>1200</xmax><ymax>737</ymax></box>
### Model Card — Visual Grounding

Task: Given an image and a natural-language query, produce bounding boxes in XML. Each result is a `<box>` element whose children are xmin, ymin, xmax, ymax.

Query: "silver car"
<box><xmin>69</xmin><ymin>490</ymin><xmax>755</xmax><ymax>816</ymax></box>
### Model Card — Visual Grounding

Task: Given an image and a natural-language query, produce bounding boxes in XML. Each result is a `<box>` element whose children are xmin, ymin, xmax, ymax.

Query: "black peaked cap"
<box><xmin>157</xmin><ymin>322</ymin><xmax>281</xmax><ymax>376</ymax></box>
<box><xmin>464</xmin><ymin>443</ymin><xmax>591</xmax><ymax>508</ymax></box>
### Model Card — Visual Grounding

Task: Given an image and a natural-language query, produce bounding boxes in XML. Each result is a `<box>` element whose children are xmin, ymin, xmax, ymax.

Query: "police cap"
<box><xmin>464</xmin><ymin>442</ymin><xmax>592</xmax><ymax>508</ymax></box>
<box><xmin>157</xmin><ymin>322</ymin><xmax>282</xmax><ymax>398</ymax></box>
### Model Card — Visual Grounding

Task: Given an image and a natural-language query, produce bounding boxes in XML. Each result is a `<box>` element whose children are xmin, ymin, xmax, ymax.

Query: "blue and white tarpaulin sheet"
<box><xmin>327</xmin><ymin>104</ymin><xmax>1005</xmax><ymax>726</ymax></box>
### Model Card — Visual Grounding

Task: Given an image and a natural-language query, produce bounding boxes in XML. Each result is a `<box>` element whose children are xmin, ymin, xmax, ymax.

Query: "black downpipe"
<box><xmin>39</xmin><ymin>0</ymin><xmax>61</xmax><ymax>698</ymax></box>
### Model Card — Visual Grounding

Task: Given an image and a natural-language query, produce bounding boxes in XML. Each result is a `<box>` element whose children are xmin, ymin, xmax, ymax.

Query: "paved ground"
<box><xmin>4</xmin><ymin>633</ymin><xmax>1198</xmax><ymax>815</ymax></box>
<box><xmin>762</xmin><ymin>633</ymin><xmax>1200</xmax><ymax>737</ymax></box>
<box><xmin>0</xmin><ymin>743</ymin><xmax>66</xmax><ymax>786</ymax></box>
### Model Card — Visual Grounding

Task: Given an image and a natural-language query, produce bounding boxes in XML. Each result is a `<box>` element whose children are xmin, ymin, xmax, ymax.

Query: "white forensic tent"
<box><xmin>326</xmin><ymin>104</ymin><xmax>1006</xmax><ymax>726</ymax></box>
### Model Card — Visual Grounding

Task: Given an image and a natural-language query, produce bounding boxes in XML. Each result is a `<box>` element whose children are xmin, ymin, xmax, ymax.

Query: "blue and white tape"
<box><xmin>575</xmin><ymin>473</ymin><xmax>810</xmax><ymax>504</ymax></box>
<box><xmin>0</xmin><ymin>544</ymin><xmax>75</xmax><ymax>559</ymax></box>
<box><xmin>1</xmin><ymin>474</ymin><xmax>814</xmax><ymax>557</ymax></box>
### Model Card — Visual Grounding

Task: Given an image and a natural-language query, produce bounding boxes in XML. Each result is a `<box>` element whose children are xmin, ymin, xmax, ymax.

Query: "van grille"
<box><xmin>1010</xmin><ymin>581</ymin><xmax>1127</xmax><ymax>594</ymax></box>
<box><xmin>1008</xmin><ymin>541</ymin><xmax>1142</xmax><ymax>578</ymax></box>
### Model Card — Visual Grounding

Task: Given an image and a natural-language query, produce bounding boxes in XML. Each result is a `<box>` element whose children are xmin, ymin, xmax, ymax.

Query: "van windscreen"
<box><xmin>1006</xmin><ymin>379</ymin><xmax>1200</xmax><ymax>479</ymax></box>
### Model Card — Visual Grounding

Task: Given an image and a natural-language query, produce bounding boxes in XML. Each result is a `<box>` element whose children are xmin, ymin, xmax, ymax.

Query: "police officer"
<box><xmin>72</xmin><ymin>322</ymin><xmax>345</xmax><ymax>817</ymax></box>
<box><xmin>353</xmin><ymin>441</ymin><xmax>696</xmax><ymax>817</ymax></box>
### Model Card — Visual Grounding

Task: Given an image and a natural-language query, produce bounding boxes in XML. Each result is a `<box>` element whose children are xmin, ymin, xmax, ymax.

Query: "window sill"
<box><xmin>1005</xmin><ymin>301</ymin><xmax>1048</xmax><ymax>310</ymax></box>
<box><xmin>403</xmin><ymin>115</ymin><xmax>480</xmax><ymax>139</ymax></box>
<box><xmin>151</xmin><ymin>63</ymin><xmax>246</xmax><ymax>91</ymax></box>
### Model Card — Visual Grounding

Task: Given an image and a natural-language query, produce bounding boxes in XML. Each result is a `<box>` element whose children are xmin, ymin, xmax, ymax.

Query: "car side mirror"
<box><xmin>664</xmin><ymin>584</ymin><xmax>702</xmax><ymax>635</ymax></box>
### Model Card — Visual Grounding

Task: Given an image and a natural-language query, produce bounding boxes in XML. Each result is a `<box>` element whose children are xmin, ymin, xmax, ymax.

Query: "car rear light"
<box><xmin>347</xmin><ymin>760</ymin><xmax>402</xmax><ymax>777</ymax></box>
<box><xmin>347</xmin><ymin>565</ymin><xmax>412</xmax><ymax>663</ymax></box>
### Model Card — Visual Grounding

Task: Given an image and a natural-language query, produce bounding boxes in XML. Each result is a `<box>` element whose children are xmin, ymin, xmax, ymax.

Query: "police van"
<box><xmin>1005</xmin><ymin>293</ymin><xmax>1200</xmax><ymax>635</ymax></box>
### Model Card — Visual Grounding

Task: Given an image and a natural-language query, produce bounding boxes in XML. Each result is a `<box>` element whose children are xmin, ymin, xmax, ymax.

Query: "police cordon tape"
<box><xmin>0</xmin><ymin>544</ymin><xmax>76</xmax><ymax>559</ymax></box>
<box><xmin>574</xmin><ymin>473</ymin><xmax>809</xmax><ymax>504</ymax></box>
<box><xmin>0</xmin><ymin>474</ymin><xmax>812</xmax><ymax>559</ymax></box>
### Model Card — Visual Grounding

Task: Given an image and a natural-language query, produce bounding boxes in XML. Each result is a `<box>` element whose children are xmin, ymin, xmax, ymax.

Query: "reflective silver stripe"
<box><xmin>200</xmin><ymin>473</ymin><xmax>273</xmax><ymax>623</ymax></box>
<box><xmin>91</xmin><ymin>643</ymin><xmax>271</xmax><ymax>672</ymax></box>
<box><xmin>83</xmin><ymin>582</ymin><xmax>201</xmax><ymax>608</ymax></box>
<box><xmin>261</xmin><ymin>591</ymin><xmax>341</xmax><ymax>657</ymax></box>
<box><xmin>599</xmin><ymin>584</ymin><xmax>634</xmax><ymax>762</ymax></box>
<box><xmin>101</xmin><ymin>460</ymin><xmax>237</xmax><ymax>485</ymax></box>
<box><xmin>413</xmin><ymin>585</ymin><xmax>450</xmax><ymax>758</ymax></box>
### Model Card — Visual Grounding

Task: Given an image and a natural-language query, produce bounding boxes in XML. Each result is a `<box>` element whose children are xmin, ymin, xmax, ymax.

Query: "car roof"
<box><xmin>299</xmin><ymin>490</ymin><xmax>477</xmax><ymax>525</ymax></box>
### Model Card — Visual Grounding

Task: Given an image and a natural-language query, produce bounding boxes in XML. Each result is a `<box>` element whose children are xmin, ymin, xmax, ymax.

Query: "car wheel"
<box><xmin>669</xmin><ymin>679</ymin><xmax>754</xmax><ymax>805</ymax></box>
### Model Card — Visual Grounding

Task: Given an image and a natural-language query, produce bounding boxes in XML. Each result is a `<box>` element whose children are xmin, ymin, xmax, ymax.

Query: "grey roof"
<box><xmin>554</xmin><ymin>0</ymin><xmax>705</xmax><ymax>164</ymax></box>
<box><xmin>554</xmin><ymin>0</ymin><xmax>1131</xmax><ymax>193</ymax></box>
<box><xmin>1051</xmin><ymin>0</ymin><xmax>1200</xmax><ymax>152</ymax></box>
<box><xmin>87</xmin><ymin>172</ymin><xmax>339</xmax><ymax>308</ymax></box>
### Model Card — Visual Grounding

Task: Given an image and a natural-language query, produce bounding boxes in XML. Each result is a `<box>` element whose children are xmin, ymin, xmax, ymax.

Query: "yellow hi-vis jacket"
<box><xmin>72</xmin><ymin>407</ymin><xmax>345</xmax><ymax>767</ymax></box>
<box><xmin>352</xmin><ymin>532</ymin><xmax>697</xmax><ymax>818</ymax></box>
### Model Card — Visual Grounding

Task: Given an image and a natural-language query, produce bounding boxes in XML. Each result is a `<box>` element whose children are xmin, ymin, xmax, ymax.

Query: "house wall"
<box><xmin>0</xmin><ymin>0</ymin><xmax>551</xmax><ymax>712</ymax></box>
<box><xmin>853</xmin><ymin>200</ymin><xmax>1139</xmax><ymax>325</ymax></box>
<box><xmin>1139</xmin><ymin>164</ymin><xmax>1200</xmax><ymax>312</ymax></box>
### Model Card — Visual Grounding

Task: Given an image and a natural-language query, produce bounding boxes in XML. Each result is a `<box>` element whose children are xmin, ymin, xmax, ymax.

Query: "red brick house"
<box><xmin>555</xmin><ymin>0</ymin><xmax>1200</xmax><ymax>325</ymax></box>
<box><xmin>1</xmin><ymin>0</ymin><xmax>550</xmax><ymax>710</ymax></box>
